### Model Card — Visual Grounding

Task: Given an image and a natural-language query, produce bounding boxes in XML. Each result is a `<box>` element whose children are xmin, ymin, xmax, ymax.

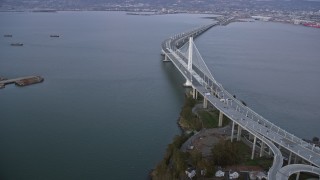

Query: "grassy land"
<box><xmin>198</xmin><ymin>110</ymin><xmax>230</xmax><ymax>128</ymax></box>
<box><xmin>212</xmin><ymin>140</ymin><xmax>273</xmax><ymax>170</ymax></box>
<box><xmin>233</xmin><ymin>141</ymin><xmax>273</xmax><ymax>170</ymax></box>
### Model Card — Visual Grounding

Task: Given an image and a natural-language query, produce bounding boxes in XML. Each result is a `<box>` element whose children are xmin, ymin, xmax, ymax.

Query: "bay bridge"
<box><xmin>161</xmin><ymin>22</ymin><xmax>320</xmax><ymax>179</ymax></box>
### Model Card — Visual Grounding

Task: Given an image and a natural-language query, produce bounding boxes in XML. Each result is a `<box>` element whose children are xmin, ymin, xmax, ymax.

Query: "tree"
<box><xmin>312</xmin><ymin>137</ymin><xmax>319</xmax><ymax>142</ymax></box>
<box><xmin>211</xmin><ymin>140</ymin><xmax>241</xmax><ymax>166</ymax></box>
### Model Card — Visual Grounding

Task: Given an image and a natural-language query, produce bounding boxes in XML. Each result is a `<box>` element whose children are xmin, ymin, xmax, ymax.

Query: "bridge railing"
<box><xmin>163</xmin><ymin>22</ymin><xmax>320</xmax><ymax>160</ymax></box>
<box><xmin>184</xmin><ymin>55</ymin><xmax>320</xmax><ymax>159</ymax></box>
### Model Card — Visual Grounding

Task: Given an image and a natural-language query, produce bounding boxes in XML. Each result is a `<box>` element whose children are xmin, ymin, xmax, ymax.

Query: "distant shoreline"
<box><xmin>1</xmin><ymin>10</ymin><xmax>319</xmax><ymax>29</ymax></box>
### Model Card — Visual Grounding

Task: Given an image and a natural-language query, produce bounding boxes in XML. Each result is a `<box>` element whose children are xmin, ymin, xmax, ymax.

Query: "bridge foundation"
<box><xmin>218</xmin><ymin>111</ymin><xmax>223</xmax><ymax>127</ymax></box>
<box><xmin>183</xmin><ymin>79</ymin><xmax>192</xmax><ymax>87</ymax></box>
<box><xmin>237</xmin><ymin>126</ymin><xmax>242</xmax><ymax>141</ymax></box>
<box><xmin>163</xmin><ymin>55</ymin><xmax>170</xmax><ymax>62</ymax></box>
<box><xmin>251</xmin><ymin>136</ymin><xmax>257</xmax><ymax>160</ymax></box>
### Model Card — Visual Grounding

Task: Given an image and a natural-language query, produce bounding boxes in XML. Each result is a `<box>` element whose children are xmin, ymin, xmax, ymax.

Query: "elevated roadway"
<box><xmin>161</xmin><ymin>22</ymin><xmax>320</xmax><ymax>179</ymax></box>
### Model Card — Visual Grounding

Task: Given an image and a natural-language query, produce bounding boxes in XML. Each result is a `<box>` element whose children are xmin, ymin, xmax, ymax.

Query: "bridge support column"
<box><xmin>163</xmin><ymin>55</ymin><xmax>169</xmax><ymax>62</ymax></box>
<box><xmin>296</xmin><ymin>172</ymin><xmax>300</xmax><ymax>180</ymax></box>
<box><xmin>218</xmin><ymin>111</ymin><xmax>223</xmax><ymax>127</ymax></box>
<box><xmin>259</xmin><ymin>142</ymin><xmax>265</xmax><ymax>157</ymax></box>
<box><xmin>288</xmin><ymin>152</ymin><xmax>292</xmax><ymax>165</ymax></box>
<box><xmin>203</xmin><ymin>98</ymin><xmax>208</xmax><ymax>109</ymax></box>
<box><xmin>249</xmin><ymin>133</ymin><xmax>254</xmax><ymax>141</ymax></box>
<box><xmin>231</xmin><ymin>121</ymin><xmax>235</xmax><ymax>142</ymax></box>
<box><xmin>237</xmin><ymin>126</ymin><xmax>242</xmax><ymax>141</ymax></box>
<box><xmin>192</xmin><ymin>88</ymin><xmax>198</xmax><ymax>99</ymax></box>
<box><xmin>268</xmin><ymin>147</ymin><xmax>272</xmax><ymax>156</ymax></box>
<box><xmin>251</xmin><ymin>136</ymin><xmax>257</xmax><ymax>160</ymax></box>
<box><xmin>294</xmin><ymin>155</ymin><xmax>298</xmax><ymax>164</ymax></box>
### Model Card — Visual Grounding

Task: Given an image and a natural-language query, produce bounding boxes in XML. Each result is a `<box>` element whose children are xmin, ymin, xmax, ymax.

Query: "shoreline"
<box><xmin>150</xmin><ymin>93</ymin><xmax>236</xmax><ymax>179</ymax></box>
<box><xmin>1</xmin><ymin>10</ymin><xmax>319</xmax><ymax>30</ymax></box>
<box><xmin>151</xmin><ymin>91</ymin><xmax>319</xmax><ymax>179</ymax></box>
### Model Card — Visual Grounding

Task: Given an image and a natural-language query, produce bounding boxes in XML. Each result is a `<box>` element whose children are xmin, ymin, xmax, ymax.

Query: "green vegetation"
<box><xmin>212</xmin><ymin>140</ymin><xmax>242</xmax><ymax>166</ymax></box>
<box><xmin>152</xmin><ymin>134</ymin><xmax>190</xmax><ymax>179</ymax></box>
<box><xmin>212</xmin><ymin>140</ymin><xmax>273</xmax><ymax>170</ymax></box>
<box><xmin>189</xmin><ymin>149</ymin><xmax>216</xmax><ymax>177</ymax></box>
<box><xmin>198</xmin><ymin>110</ymin><xmax>230</xmax><ymax>128</ymax></box>
<box><xmin>153</xmin><ymin>93</ymin><xmax>273</xmax><ymax>179</ymax></box>
<box><xmin>312</xmin><ymin>136</ymin><xmax>319</xmax><ymax>142</ymax></box>
<box><xmin>244</xmin><ymin>157</ymin><xmax>273</xmax><ymax>170</ymax></box>
<box><xmin>198</xmin><ymin>110</ymin><xmax>218</xmax><ymax>128</ymax></box>
<box><xmin>179</xmin><ymin>96</ymin><xmax>201</xmax><ymax>131</ymax></box>
<box><xmin>179</xmin><ymin>96</ymin><xmax>231</xmax><ymax>131</ymax></box>
<box><xmin>152</xmin><ymin>135</ymin><xmax>217</xmax><ymax>179</ymax></box>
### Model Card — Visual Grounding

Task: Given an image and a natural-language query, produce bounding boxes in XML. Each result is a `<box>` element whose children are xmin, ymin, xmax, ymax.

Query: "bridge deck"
<box><xmin>161</xmin><ymin>23</ymin><xmax>320</xmax><ymax>179</ymax></box>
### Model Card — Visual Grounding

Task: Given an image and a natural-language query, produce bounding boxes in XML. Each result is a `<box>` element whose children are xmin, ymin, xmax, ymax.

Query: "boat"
<box><xmin>10</xmin><ymin>43</ymin><xmax>23</xmax><ymax>46</ymax></box>
<box><xmin>4</xmin><ymin>34</ymin><xmax>13</xmax><ymax>37</ymax></box>
<box><xmin>303</xmin><ymin>23</ymin><xmax>320</xmax><ymax>28</ymax></box>
<box><xmin>50</xmin><ymin>35</ymin><xmax>60</xmax><ymax>37</ymax></box>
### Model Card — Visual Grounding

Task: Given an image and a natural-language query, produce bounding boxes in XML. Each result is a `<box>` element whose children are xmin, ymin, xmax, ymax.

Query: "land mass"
<box><xmin>2</xmin><ymin>0</ymin><xmax>320</xmax><ymax>29</ymax></box>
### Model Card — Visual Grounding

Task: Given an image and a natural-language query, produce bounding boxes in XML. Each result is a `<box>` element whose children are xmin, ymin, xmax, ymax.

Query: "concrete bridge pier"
<box><xmin>192</xmin><ymin>88</ymin><xmax>198</xmax><ymax>99</ymax></box>
<box><xmin>237</xmin><ymin>126</ymin><xmax>242</xmax><ymax>141</ymax></box>
<box><xmin>268</xmin><ymin>147</ymin><xmax>272</xmax><ymax>156</ymax></box>
<box><xmin>231</xmin><ymin>121</ymin><xmax>235</xmax><ymax>142</ymax></box>
<box><xmin>218</xmin><ymin>111</ymin><xmax>223</xmax><ymax>127</ymax></box>
<box><xmin>203</xmin><ymin>97</ymin><xmax>208</xmax><ymax>109</ymax></box>
<box><xmin>163</xmin><ymin>55</ymin><xmax>170</xmax><ymax>62</ymax></box>
<box><xmin>295</xmin><ymin>172</ymin><xmax>300</xmax><ymax>180</ymax></box>
<box><xmin>288</xmin><ymin>152</ymin><xmax>292</xmax><ymax>165</ymax></box>
<box><xmin>251</xmin><ymin>136</ymin><xmax>257</xmax><ymax>160</ymax></box>
<box><xmin>249</xmin><ymin>133</ymin><xmax>254</xmax><ymax>141</ymax></box>
<box><xmin>260</xmin><ymin>142</ymin><xmax>265</xmax><ymax>157</ymax></box>
<box><xmin>294</xmin><ymin>155</ymin><xmax>298</xmax><ymax>164</ymax></box>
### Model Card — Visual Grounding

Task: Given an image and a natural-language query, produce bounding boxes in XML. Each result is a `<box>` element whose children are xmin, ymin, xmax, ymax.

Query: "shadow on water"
<box><xmin>159</xmin><ymin>55</ymin><xmax>189</xmax><ymax>100</ymax></box>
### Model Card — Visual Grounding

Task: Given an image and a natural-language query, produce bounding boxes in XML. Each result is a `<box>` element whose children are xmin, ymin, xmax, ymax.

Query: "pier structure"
<box><xmin>0</xmin><ymin>76</ymin><xmax>44</xmax><ymax>89</ymax></box>
<box><xmin>161</xmin><ymin>23</ymin><xmax>320</xmax><ymax>179</ymax></box>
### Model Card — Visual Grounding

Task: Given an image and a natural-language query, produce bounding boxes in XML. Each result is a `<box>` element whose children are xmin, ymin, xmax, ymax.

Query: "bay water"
<box><xmin>0</xmin><ymin>11</ymin><xmax>319</xmax><ymax>179</ymax></box>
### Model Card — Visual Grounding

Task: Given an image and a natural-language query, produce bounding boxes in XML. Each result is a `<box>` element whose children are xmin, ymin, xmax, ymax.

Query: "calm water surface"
<box><xmin>0</xmin><ymin>11</ymin><xmax>319</xmax><ymax>180</ymax></box>
<box><xmin>0</xmin><ymin>11</ymin><xmax>209</xmax><ymax>180</ymax></box>
<box><xmin>196</xmin><ymin>21</ymin><xmax>320</xmax><ymax>139</ymax></box>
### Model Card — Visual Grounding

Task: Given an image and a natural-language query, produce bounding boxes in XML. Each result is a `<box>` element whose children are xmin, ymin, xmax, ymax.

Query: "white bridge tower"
<box><xmin>183</xmin><ymin>36</ymin><xmax>193</xmax><ymax>87</ymax></box>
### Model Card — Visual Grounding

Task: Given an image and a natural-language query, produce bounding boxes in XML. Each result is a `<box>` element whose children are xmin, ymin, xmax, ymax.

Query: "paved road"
<box><xmin>276</xmin><ymin>164</ymin><xmax>320</xmax><ymax>180</ymax></box>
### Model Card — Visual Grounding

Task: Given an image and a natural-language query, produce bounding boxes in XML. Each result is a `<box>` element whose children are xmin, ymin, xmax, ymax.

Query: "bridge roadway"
<box><xmin>161</xmin><ymin>23</ymin><xmax>217</xmax><ymax>55</ymax></box>
<box><xmin>165</xmin><ymin>46</ymin><xmax>283</xmax><ymax>179</ymax></box>
<box><xmin>276</xmin><ymin>164</ymin><xmax>320</xmax><ymax>180</ymax></box>
<box><xmin>161</xmin><ymin>23</ymin><xmax>320</xmax><ymax>179</ymax></box>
